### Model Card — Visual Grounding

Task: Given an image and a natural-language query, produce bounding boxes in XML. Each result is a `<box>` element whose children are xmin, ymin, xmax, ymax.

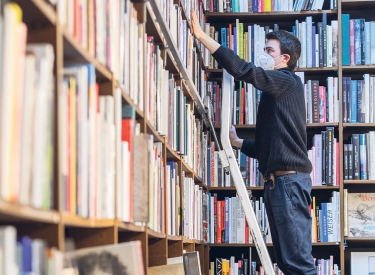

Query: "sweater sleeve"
<box><xmin>240</xmin><ymin>139</ymin><xmax>256</xmax><ymax>159</ymax></box>
<box><xmin>212</xmin><ymin>46</ymin><xmax>296</xmax><ymax>99</ymax></box>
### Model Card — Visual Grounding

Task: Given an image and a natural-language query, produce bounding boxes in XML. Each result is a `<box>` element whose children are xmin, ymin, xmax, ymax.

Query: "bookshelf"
<box><xmin>0</xmin><ymin>0</ymin><xmax>214</xmax><ymax>274</ymax></box>
<box><xmin>202</xmin><ymin>0</ymin><xmax>375</xmax><ymax>274</ymax></box>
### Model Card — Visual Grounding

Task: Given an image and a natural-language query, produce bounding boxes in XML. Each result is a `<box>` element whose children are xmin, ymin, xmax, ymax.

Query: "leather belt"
<box><xmin>263</xmin><ymin>171</ymin><xmax>297</xmax><ymax>186</ymax></box>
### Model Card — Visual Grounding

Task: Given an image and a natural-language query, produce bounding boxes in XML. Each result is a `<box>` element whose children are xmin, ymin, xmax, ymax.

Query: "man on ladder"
<box><xmin>191</xmin><ymin>10</ymin><xmax>316</xmax><ymax>275</ymax></box>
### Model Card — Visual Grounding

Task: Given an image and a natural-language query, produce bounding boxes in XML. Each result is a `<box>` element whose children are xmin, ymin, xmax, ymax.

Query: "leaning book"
<box><xmin>347</xmin><ymin>193</ymin><xmax>375</xmax><ymax>237</ymax></box>
<box><xmin>63</xmin><ymin>241</ymin><xmax>144</xmax><ymax>275</ymax></box>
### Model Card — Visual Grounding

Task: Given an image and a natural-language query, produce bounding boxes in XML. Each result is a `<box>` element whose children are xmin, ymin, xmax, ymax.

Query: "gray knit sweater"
<box><xmin>212</xmin><ymin>46</ymin><xmax>312</xmax><ymax>176</ymax></box>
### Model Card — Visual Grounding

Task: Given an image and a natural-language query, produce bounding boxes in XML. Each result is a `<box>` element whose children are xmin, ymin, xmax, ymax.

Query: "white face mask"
<box><xmin>257</xmin><ymin>52</ymin><xmax>284</xmax><ymax>70</ymax></box>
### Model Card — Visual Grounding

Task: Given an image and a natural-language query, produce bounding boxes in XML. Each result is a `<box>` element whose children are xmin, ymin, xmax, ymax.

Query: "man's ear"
<box><xmin>282</xmin><ymin>54</ymin><xmax>291</xmax><ymax>65</ymax></box>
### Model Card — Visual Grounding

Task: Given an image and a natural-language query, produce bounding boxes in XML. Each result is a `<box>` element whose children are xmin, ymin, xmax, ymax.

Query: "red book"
<box><xmin>121</xmin><ymin>118</ymin><xmax>134</xmax><ymax>222</ymax></box>
<box><xmin>217</xmin><ymin>200</ymin><xmax>222</xmax><ymax>244</ymax></box>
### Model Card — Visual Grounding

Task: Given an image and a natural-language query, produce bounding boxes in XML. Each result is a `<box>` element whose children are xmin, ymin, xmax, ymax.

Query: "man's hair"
<box><xmin>265</xmin><ymin>30</ymin><xmax>301</xmax><ymax>70</ymax></box>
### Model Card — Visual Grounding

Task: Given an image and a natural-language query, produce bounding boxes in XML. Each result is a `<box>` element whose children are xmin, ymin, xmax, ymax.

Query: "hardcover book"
<box><xmin>347</xmin><ymin>193</ymin><xmax>375</xmax><ymax>237</ymax></box>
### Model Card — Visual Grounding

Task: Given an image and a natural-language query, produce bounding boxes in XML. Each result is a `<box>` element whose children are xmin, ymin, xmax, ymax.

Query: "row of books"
<box><xmin>342</xmin><ymin>75</ymin><xmax>375</xmax><ymax>124</ymax></box>
<box><xmin>0</xmin><ymin>3</ymin><xmax>55</xmax><ymax>209</ymax></box>
<box><xmin>58</xmin><ymin>0</ymin><xmax>146</xmax><ymax>109</ymax></box>
<box><xmin>146</xmin><ymin>37</ymin><xmax>208</xmax><ymax>178</ymax></box>
<box><xmin>299</xmin><ymin>74</ymin><xmax>340</xmax><ymax>124</ymax></box>
<box><xmin>183</xmin><ymin>174</ymin><xmax>204</xmax><ymax>240</ymax></box>
<box><xmin>209</xmin><ymin>74</ymin><xmax>339</xmax><ymax>126</ymax></box>
<box><xmin>203</xmin><ymin>193</ymin><xmax>271</xmax><ymax>244</ymax></box>
<box><xmin>207</xmin><ymin>142</ymin><xmax>264</xmax><ymax>187</ymax></box>
<box><xmin>308</xmin><ymin>127</ymin><xmax>340</xmax><ymax>186</ymax></box>
<box><xmin>60</xmin><ymin>65</ymin><xmax>116</xmax><ymax>219</ymax></box>
<box><xmin>211</xmin><ymin>255</ymin><xmax>340</xmax><ymax>275</ymax></box>
<box><xmin>203</xmin><ymin>14</ymin><xmax>338</xmax><ymax>69</ymax></box>
<box><xmin>311</xmin><ymin>192</ymin><xmax>341</xmax><ymax>243</ymax></box>
<box><xmin>343</xmin><ymin>132</ymin><xmax>375</xmax><ymax>181</ymax></box>
<box><xmin>0</xmin><ymin>226</ymin><xmax>62</xmax><ymax>275</ymax></box>
<box><xmin>153</xmin><ymin>0</ymin><xmax>207</xmax><ymax>99</ymax></box>
<box><xmin>0</xmin><ymin>225</ymin><xmax>146</xmax><ymax>275</ymax></box>
<box><xmin>341</xmin><ymin>15</ymin><xmax>375</xmax><ymax>66</ymax></box>
<box><xmin>203</xmin><ymin>0</ymin><xmax>333</xmax><ymax>13</ymax></box>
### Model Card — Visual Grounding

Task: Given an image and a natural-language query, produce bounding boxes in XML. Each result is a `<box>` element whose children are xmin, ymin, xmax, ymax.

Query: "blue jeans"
<box><xmin>264</xmin><ymin>172</ymin><xmax>317</xmax><ymax>275</ymax></box>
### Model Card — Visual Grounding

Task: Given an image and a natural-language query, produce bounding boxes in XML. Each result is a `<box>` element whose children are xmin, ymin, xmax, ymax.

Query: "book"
<box><xmin>63</xmin><ymin>241</ymin><xmax>144</xmax><ymax>275</ymax></box>
<box><xmin>149</xmin><ymin>263</ymin><xmax>184</xmax><ymax>275</ymax></box>
<box><xmin>183</xmin><ymin>251</ymin><xmax>202</xmax><ymax>275</ymax></box>
<box><xmin>351</xmin><ymin>252</ymin><xmax>375</xmax><ymax>275</ymax></box>
<box><xmin>347</xmin><ymin>193</ymin><xmax>375</xmax><ymax>237</ymax></box>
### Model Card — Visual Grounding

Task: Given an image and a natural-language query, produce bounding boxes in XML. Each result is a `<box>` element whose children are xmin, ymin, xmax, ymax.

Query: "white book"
<box><xmin>306</xmin><ymin>17</ymin><xmax>312</xmax><ymax>68</ymax></box>
<box><xmin>364</xmin><ymin>74</ymin><xmax>370</xmax><ymax>123</ymax></box>
<box><xmin>351</xmin><ymin>252</ymin><xmax>375</xmax><ymax>275</ymax></box>
<box><xmin>313</xmin><ymin>134</ymin><xmax>322</xmax><ymax>186</ymax></box>
<box><xmin>19</xmin><ymin>55</ymin><xmax>36</xmax><ymax>206</ymax></box>
<box><xmin>27</xmin><ymin>44</ymin><xmax>55</xmax><ymax>209</ymax></box>
<box><xmin>0</xmin><ymin>226</ymin><xmax>17</xmax><ymax>275</ymax></box>
<box><xmin>369</xmin><ymin>131</ymin><xmax>375</xmax><ymax>180</ymax></box>
<box><xmin>327</xmin><ymin>77</ymin><xmax>334</xmax><ymax>122</ymax></box>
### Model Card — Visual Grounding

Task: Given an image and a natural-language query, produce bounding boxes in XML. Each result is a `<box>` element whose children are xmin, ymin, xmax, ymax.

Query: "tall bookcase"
<box><xmin>0</xmin><ymin>0</ymin><xmax>213</xmax><ymax>274</ymax></box>
<box><xmin>203</xmin><ymin>0</ymin><xmax>375</xmax><ymax>274</ymax></box>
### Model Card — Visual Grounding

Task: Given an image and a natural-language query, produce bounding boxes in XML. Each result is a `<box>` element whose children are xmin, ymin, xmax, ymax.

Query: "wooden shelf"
<box><xmin>117</xmin><ymin>83</ymin><xmax>145</xmax><ymax>119</ymax></box>
<box><xmin>165</xmin><ymin>142</ymin><xmax>182</xmax><ymax>161</ymax></box>
<box><xmin>0</xmin><ymin>200</ymin><xmax>60</xmax><ymax>224</ymax></box>
<box><xmin>346</xmin><ymin>237</ymin><xmax>375</xmax><ymax>242</ymax></box>
<box><xmin>181</xmin><ymin>159</ymin><xmax>207</xmax><ymax>187</ymax></box>
<box><xmin>204</xmin><ymin>10</ymin><xmax>337</xmax><ymax>23</ymax></box>
<box><xmin>15</xmin><ymin>0</ymin><xmax>56</xmax><ymax>27</ymax></box>
<box><xmin>341</xmin><ymin>0</ymin><xmax>375</xmax><ymax>9</ymax></box>
<box><xmin>208</xmin><ymin>186</ymin><xmax>264</xmax><ymax>191</ymax></box>
<box><xmin>167</xmin><ymin>235</ymin><xmax>182</xmax><ymax>241</ymax></box>
<box><xmin>296</xmin><ymin>66</ymin><xmax>338</xmax><ymax>72</ymax></box>
<box><xmin>61</xmin><ymin>214</ymin><xmax>115</xmax><ymax>228</ymax></box>
<box><xmin>183</xmin><ymin>237</ymin><xmax>196</xmax><ymax>243</ymax></box>
<box><xmin>147</xmin><ymin>228</ymin><xmax>166</xmax><ymax>239</ymax></box>
<box><xmin>209</xmin><ymin>242</ymin><xmax>339</xmax><ymax>247</ymax></box>
<box><xmin>342</xmin><ymin>65</ymin><xmax>375</xmax><ymax>74</ymax></box>
<box><xmin>214</xmin><ymin>124</ymin><xmax>256</xmax><ymax>129</ymax></box>
<box><xmin>116</xmin><ymin>220</ymin><xmax>146</xmax><ymax>232</ymax></box>
<box><xmin>209</xmin><ymin>243</ymin><xmax>273</xmax><ymax>247</ymax></box>
<box><xmin>214</xmin><ymin>123</ymin><xmax>339</xmax><ymax>129</ymax></box>
<box><xmin>62</xmin><ymin>28</ymin><xmax>113</xmax><ymax>82</ymax></box>
<box><xmin>307</xmin><ymin>123</ymin><xmax>339</xmax><ymax>127</ymax></box>
<box><xmin>344</xmin><ymin>180</ymin><xmax>375</xmax><ymax>185</ymax></box>
<box><xmin>312</xmin><ymin>185</ymin><xmax>340</xmax><ymax>189</ymax></box>
<box><xmin>343</xmin><ymin>123</ymin><xmax>375</xmax><ymax>128</ymax></box>
<box><xmin>146</xmin><ymin>120</ymin><xmax>165</xmax><ymax>143</ymax></box>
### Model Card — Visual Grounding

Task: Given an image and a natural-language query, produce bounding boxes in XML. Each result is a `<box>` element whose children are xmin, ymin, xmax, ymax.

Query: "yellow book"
<box><xmin>264</xmin><ymin>0</ymin><xmax>271</xmax><ymax>12</ymax></box>
<box><xmin>222</xmin><ymin>259</ymin><xmax>229</xmax><ymax>275</ymax></box>
<box><xmin>312</xmin><ymin>196</ymin><xmax>317</xmax><ymax>242</ymax></box>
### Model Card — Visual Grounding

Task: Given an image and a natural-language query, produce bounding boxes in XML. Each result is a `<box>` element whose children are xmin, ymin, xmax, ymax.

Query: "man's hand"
<box><xmin>191</xmin><ymin>9</ymin><xmax>204</xmax><ymax>40</ymax></box>
<box><xmin>229</xmin><ymin>125</ymin><xmax>243</xmax><ymax>148</ymax></box>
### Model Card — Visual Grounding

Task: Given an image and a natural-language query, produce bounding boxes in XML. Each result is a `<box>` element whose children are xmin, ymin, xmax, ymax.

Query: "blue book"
<box><xmin>350</xmin><ymin>80</ymin><xmax>358</xmax><ymax>123</ymax></box>
<box><xmin>341</xmin><ymin>14</ymin><xmax>350</xmax><ymax>65</ymax></box>
<box><xmin>253</xmin><ymin>0</ymin><xmax>258</xmax><ymax>12</ymax></box>
<box><xmin>18</xmin><ymin>236</ymin><xmax>32</xmax><ymax>273</ymax></box>
<box><xmin>359</xmin><ymin>134</ymin><xmax>368</xmax><ymax>180</ymax></box>
<box><xmin>357</xmin><ymin>80</ymin><xmax>365</xmax><ymax>123</ymax></box>
<box><xmin>354</xmin><ymin>19</ymin><xmax>362</xmax><ymax>65</ymax></box>
<box><xmin>221</xmin><ymin>28</ymin><xmax>227</xmax><ymax>47</ymax></box>
<box><xmin>321</xmin><ymin>203</ymin><xmax>328</xmax><ymax>242</ymax></box>
<box><xmin>312</xmin><ymin>25</ymin><xmax>316</xmax><ymax>67</ymax></box>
